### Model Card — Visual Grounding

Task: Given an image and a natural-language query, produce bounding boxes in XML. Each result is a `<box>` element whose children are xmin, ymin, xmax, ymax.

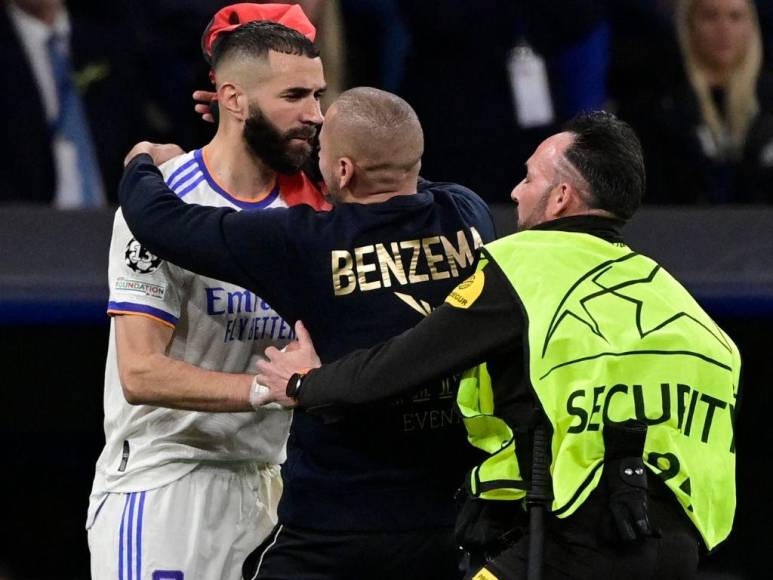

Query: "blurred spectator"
<box><xmin>340</xmin><ymin>0</ymin><xmax>409</xmax><ymax>92</ymax></box>
<box><xmin>394</xmin><ymin>0</ymin><xmax>609</xmax><ymax>204</ymax></box>
<box><xmin>127</xmin><ymin>0</ymin><xmax>231</xmax><ymax>154</ymax></box>
<box><xmin>0</xmin><ymin>0</ymin><xmax>164</xmax><ymax>206</ymax></box>
<box><xmin>607</xmin><ymin>0</ymin><xmax>683</xmax><ymax>112</ymax></box>
<box><xmin>624</xmin><ymin>0</ymin><xmax>773</xmax><ymax>204</ymax></box>
<box><xmin>1</xmin><ymin>0</ymin><xmax>103</xmax><ymax>206</ymax></box>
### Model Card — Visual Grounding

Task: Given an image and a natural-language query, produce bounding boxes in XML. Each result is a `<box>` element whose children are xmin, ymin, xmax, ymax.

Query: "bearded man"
<box><xmin>87</xmin><ymin>6</ymin><xmax>328</xmax><ymax>580</ymax></box>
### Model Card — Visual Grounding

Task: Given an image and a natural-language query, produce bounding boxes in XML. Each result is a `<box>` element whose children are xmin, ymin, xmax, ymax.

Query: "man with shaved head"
<box><xmin>118</xmin><ymin>86</ymin><xmax>495</xmax><ymax>578</ymax></box>
<box><xmin>253</xmin><ymin>111</ymin><xmax>741</xmax><ymax>579</ymax></box>
<box><xmin>318</xmin><ymin>87</ymin><xmax>425</xmax><ymax>203</ymax></box>
<box><xmin>88</xmin><ymin>6</ymin><xmax>327</xmax><ymax>579</ymax></box>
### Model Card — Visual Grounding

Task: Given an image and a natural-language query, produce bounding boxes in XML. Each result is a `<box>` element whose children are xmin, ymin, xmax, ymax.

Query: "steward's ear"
<box><xmin>551</xmin><ymin>181</ymin><xmax>585</xmax><ymax>217</ymax></box>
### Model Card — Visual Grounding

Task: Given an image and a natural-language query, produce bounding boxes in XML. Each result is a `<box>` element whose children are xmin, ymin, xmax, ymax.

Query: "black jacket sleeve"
<box><xmin>118</xmin><ymin>154</ymin><xmax>294</xmax><ymax>313</ymax></box>
<box><xmin>297</xmin><ymin>259</ymin><xmax>523</xmax><ymax>409</ymax></box>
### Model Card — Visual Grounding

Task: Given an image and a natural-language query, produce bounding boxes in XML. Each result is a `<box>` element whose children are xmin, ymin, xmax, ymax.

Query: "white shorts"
<box><xmin>87</xmin><ymin>463</ymin><xmax>282</xmax><ymax>580</ymax></box>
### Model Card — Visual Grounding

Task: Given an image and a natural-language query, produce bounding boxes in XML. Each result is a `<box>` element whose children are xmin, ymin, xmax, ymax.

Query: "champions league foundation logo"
<box><xmin>125</xmin><ymin>238</ymin><xmax>162</xmax><ymax>274</ymax></box>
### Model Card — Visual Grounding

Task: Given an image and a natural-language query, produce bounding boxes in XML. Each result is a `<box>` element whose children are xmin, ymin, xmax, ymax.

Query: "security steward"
<box><xmin>253</xmin><ymin>111</ymin><xmax>742</xmax><ymax>580</ymax></box>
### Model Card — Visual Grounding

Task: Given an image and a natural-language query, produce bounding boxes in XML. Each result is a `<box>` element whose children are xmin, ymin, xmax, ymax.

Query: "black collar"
<box><xmin>530</xmin><ymin>215</ymin><xmax>625</xmax><ymax>244</ymax></box>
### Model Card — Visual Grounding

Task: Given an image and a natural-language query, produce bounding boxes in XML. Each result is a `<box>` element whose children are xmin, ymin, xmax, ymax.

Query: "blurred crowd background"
<box><xmin>1</xmin><ymin>0</ymin><xmax>772</xmax><ymax>208</ymax></box>
<box><xmin>1</xmin><ymin>1</ymin><xmax>772</xmax><ymax>580</ymax></box>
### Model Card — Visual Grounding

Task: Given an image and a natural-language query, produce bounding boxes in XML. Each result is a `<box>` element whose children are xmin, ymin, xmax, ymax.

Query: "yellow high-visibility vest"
<box><xmin>456</xmin><ymin>230</ymin><xmax>741</xmax><ymax>550</ymax></box>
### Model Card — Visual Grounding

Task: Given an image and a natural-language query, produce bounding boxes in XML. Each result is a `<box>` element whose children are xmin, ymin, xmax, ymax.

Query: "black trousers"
<box><xmin>464</xmin><ymin>484</ymin><xmax>701</xmax><ymax>580</ymax></box>
<box><xmin>243</xmin><ymin>523</ymin><xmax>463</xmax><ymax>580</ymax></box>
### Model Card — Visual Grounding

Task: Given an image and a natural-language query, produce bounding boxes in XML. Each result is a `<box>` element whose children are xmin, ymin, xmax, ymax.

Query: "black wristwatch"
<box><xmin>286</xmin><ymin>371</ymin><xmax>308</xmax><ymax>399</ymax></box>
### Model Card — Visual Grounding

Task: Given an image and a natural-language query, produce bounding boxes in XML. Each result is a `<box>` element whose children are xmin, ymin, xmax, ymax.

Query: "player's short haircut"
<box><xmin>331</xmin><ymin>87</ymin><xmax>424</xmax><ymax>174</ymax></box>
<box><xmin>562</xmin><ymin>111</ymin><xmax>645</xmax><ymax>221</ymax></box>
<box><xmin>211</xmin><ymin>21</ymin><xmax>319</xmax><ymax>70</ymax></box>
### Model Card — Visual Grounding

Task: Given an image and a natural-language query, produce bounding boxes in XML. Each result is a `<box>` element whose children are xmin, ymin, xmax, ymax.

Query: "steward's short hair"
<box><xmin>563</xmin><ymin>111</ymin><xmax>645</xmax><ymax>220</ymax></box>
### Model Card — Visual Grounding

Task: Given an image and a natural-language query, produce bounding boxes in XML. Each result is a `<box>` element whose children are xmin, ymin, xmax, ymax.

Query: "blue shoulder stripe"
<box><xmin>165</xmin><ymin>157</ymin><xmax>197</xmax><ymax>187</ymax></box>
<box><xmin>176</xmin><ymin>175</ymin><xmax>205</xmax><ymax>199</ymax></box>
<box><xmin>169</xmin><ymin>166</ymin><xmax>201</xmax><ymax>192</ymax></box>
<box><xmin>107</xmin><ymin>301</ymin><xmax>179</xmax><ymax>326</ymax></box>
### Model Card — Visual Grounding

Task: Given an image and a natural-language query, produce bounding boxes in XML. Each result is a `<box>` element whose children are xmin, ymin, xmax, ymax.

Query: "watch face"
<box><xmin>286</xmin><ymin>373</ymin><xmax>302</xmax><ymax>398</ymax></box>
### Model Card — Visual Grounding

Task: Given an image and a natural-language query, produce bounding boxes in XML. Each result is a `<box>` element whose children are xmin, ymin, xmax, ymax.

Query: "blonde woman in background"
<box><xmin>624</xmin><ymin>0</ymin><xmax>773</xmax><ymax>203</ymax></box>
<box><xmin>679</xmin><ymin>0</ymin><xmax>762</xmax><ymax>164</ymax></box>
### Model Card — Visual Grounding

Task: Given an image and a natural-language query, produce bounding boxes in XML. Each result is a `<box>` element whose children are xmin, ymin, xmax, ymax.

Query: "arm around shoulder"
<box><xmin>118</xmin><ymin>155</ymin><xmax>258</xmax><ymax>290</ymax></box>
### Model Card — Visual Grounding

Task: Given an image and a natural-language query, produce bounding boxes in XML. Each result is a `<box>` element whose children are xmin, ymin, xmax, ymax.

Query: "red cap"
<box><xmin>201</xmin><ymin>3</ymin><xmax>316</xmax><ymax>63</ymax></box>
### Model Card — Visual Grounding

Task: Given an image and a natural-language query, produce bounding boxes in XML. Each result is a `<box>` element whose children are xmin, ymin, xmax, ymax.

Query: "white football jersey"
<box><xmin>91</xmin><ymin>149</ymin><xmax>296</xmax><ymax>494</ymax></box>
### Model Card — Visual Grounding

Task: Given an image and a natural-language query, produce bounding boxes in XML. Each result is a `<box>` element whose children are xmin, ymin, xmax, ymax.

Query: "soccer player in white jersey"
<box><xmin>87</xmin><ymin>6</ymin><xmax>327</xmax><ymax>579</ymax></box>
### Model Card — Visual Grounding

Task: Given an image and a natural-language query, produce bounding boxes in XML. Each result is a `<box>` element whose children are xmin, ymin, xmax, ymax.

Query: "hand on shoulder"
<box><xmin>124</xmin><ymin>142</ymin><xmax>185</xmax><ymax>167</ymax></box>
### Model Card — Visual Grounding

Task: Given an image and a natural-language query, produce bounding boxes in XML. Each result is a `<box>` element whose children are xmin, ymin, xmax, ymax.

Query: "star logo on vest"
<box><xmin>539</xmin><ymin>253</ymin><xmax>734</xmax><ymax>380</ymax></box>
<box><xmin>125</xmin><ymin>238</ymin><xmax>162</xmax><ymax>274</ymax></box>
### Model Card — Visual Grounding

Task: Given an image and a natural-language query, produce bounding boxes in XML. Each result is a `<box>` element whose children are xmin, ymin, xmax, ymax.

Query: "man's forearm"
<box><xmin>297</xmin><ymin>307</ymin><xmax>507</xmax><ymax>409</ymax></box>
<box><xmin>295</xmin><ymin>266</ymin><xmax>521</xmax><ymax>409</ymax></box>
<box><xmin>119</xmin><ymin>351</ymin><xmax>255</xmax><ymax>412</ymax></box>
<box><xmin>116</xmin><ymin>313</ymin><xmax>257</xmax><ymax>412</ymax></box>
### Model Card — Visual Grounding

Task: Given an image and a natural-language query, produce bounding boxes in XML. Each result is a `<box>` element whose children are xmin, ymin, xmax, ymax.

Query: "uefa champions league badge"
<box><xmin>125</xmin><ymin>238</ymin><xmax>162</xmax><ymax>274</ymax></box>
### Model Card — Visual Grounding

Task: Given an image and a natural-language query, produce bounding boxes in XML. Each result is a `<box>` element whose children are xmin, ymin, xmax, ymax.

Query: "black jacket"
<box><xmin>119</xmin><ymin>155</ymin><xmax>497</xmax><ymax>530</ymax></box>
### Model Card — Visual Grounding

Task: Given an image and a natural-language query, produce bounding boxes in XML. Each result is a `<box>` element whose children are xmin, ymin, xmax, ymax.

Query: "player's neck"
<box><xmin>204</xmin><ymin>133</ymin><xmax>277</xmax><ymax>201</ymax></box>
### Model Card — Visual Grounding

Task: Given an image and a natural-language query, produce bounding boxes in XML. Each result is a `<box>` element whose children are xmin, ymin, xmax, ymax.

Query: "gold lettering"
<box><xmin>422</xmin><ymin>236</ymin><xmax>450</xmax><ymax>280</ymax></box>
<box><xmin>355</xmin><ymin>245</ymin><xmax>381</xmax><ymax>292</ymax></box>
<box><xmin>375</xmin><ymin>242</ymin><xmax>407</xmax><ymax>288</ymax></box>
<box><xmin>442</xmin><ymin>230</ymin><xmax>474</xmax><ymax>277</ymax></box>
<box><xmin>470</xmin><ymin>226</ymin><xmax>484</xmax><ymax>249</ymax></box>
<box><xmin>333</xmin><ymin>230</ymin><xmax>480</xmax><ymax>297</ymax></box>
<box><xmin>332</xmin><ymin>250</ymin><xmax>356</xmax><ymax>296</ymax></box>
<box><xmin>400</xmin><ymin>240</ymin><xmax>430</xmax><ymax>284</ymax></box>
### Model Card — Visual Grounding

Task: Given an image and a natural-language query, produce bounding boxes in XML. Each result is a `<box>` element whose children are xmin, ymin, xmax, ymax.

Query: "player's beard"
<box><xmin>243</xmin><ymin>103</ymin><xmax>318</xmax><ymax>175</ymax></box>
